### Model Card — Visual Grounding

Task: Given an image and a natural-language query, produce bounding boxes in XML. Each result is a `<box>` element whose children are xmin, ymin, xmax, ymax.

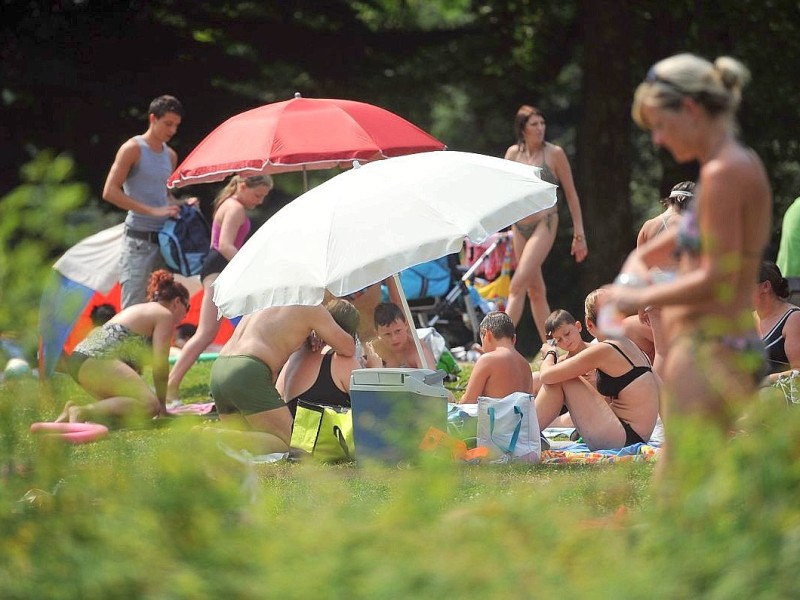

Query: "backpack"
<box><xmin>158</xmin><ymin>204</ymin><xmax>211</xmax><ymax>277</ymax></box>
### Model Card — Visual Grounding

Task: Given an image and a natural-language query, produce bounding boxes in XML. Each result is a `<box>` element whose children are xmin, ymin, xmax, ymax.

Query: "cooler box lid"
<box><xmin>350</xmin><ymin>368</ymin><xmax>447</xmax><ymax>397</ymax></box>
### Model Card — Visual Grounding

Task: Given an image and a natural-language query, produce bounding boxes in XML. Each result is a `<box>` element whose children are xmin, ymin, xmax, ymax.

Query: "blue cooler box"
<box><xmin>349</xmin><ymin>368</ymin><xmax>448</xmax><ymax>465</ymax></box>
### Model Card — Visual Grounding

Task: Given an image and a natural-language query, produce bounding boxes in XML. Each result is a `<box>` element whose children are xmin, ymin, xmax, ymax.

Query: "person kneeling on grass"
<box><xmin>204</xmin><ymin>302</ymin><xmax>356</xmax><ymax>455</ymax></box>
<box><xmin>57</xmin><ymin>270</ymin><xmax>190</xmax><ymax>424</ymax></box>
<box><xmin>457</xmin><ymin>311</ymin><xmax>533</xmax><ymax>404</ymax></box>
<box><xmin>534</xmin><ymin>289</ymin><xmax>660</xmax><ymax>450</ymax></box>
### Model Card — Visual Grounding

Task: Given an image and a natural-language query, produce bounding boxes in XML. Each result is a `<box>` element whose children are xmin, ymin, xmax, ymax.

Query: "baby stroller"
<box><xmin>393</xmin><ymin>235</ymin><xmax>511</xmax><ymax>348</ymax></box>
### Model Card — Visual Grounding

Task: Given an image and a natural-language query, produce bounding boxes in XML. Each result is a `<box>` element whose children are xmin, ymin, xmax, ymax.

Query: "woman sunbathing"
<box><xmin>57</xmin><ymin>270</ymin><xmax>190</xmax><ymax>424</ymax></box>
<box><xmin>534</xmin><ymin>289</ymin><xmax>660</xmax><ymax>450</ymax></box>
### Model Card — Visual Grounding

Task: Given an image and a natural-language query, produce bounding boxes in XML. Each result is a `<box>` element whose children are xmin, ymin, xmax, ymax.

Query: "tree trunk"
<box><xmin>576</xmin><ymin>1</ymin><xmax>635</xmax><ymax>293</ymax></box>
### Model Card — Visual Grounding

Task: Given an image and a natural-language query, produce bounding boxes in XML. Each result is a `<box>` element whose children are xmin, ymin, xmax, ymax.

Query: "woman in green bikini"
<box><xmin>503</xmin><ymin>105</ymin><xmax>587</xmax><ymax>342</ymax></box>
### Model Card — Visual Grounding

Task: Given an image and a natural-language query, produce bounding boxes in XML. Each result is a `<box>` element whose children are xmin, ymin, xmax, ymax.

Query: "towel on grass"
<box><xmin>541</xmin><ymin>442</ymin><xmax>661</xmax><ymax>464</ymax></box>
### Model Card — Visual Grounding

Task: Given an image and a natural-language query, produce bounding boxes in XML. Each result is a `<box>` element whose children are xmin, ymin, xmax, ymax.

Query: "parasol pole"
<box><xmin>391</xmin><ymin>273</ymin><xmax>430</xmax><ymax>370</ymax></box>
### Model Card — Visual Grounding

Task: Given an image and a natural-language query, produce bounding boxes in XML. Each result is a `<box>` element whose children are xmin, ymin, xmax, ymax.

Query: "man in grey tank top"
<box><xmin>102</xmin><ymin>95</ymin><xmax>184</xmax><ymax>308</ymax></box>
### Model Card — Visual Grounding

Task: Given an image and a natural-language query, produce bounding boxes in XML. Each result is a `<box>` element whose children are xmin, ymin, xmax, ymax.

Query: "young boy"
<box><xmin>533</xmin><ymin>309</ymin><xmax>594</xmax><ymax>425</ymax></box>
<box><xmin>457</xmin><ymin>311</ymin><xmax>533</xmax><ymax>404</ymax></box>
<box><xmin>367</xmin><ymin>302</ymin><xmax>436</xmax><ymax>369</ymax></box>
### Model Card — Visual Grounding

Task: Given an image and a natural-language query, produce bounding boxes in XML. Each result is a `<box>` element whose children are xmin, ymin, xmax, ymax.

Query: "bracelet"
<box><xmin>573</xmin><ymin>234</ymin><xmax>585</xmax><ymax>243</ymax></box>
<box><xmin>543</xmin><ymin>351</ymin><xmax>558</xmax><ymax>363</ymax></box>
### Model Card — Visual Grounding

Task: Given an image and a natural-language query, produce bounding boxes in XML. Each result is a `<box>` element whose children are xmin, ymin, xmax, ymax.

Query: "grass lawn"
<box><xmin>2</xmin><ymin>358</ymin><xmax>799</xmax><ymax>598</ymax></box>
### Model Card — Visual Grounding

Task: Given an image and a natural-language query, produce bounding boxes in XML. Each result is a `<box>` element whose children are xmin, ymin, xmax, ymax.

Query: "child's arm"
<box><xmin>457</xmin><ymin>355</ymin><xmax>491</xmax><ymax>404</ymax></box>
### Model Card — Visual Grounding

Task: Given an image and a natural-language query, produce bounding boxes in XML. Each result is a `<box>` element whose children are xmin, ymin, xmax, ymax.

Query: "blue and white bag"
<box><xmin>477</xmin><ymin>392</ymin><xmax>541</xmax><ymax>463</ymax></box>
<box><xmin>159</xmin><ymin>204</ymin><xmax>211</xmax><ymax>277</ymax></box>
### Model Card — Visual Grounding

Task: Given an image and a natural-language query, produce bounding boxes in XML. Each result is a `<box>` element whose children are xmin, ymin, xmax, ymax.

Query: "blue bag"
<box><xmin>159</xmin><ymin>204</ymin><xmax>211</xmax><ymax>277</ymax></box>
<box><xmin>397</xmin><ymin>257</ymin><xmax>452</xmax><ymax>299</ymax></box>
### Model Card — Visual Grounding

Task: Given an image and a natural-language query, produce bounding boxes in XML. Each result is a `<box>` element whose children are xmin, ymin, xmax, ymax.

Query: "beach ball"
<box><xmin>4</xmin><ymin>357</ymin><xmax>31</xmax><ymax>378</ymax></box>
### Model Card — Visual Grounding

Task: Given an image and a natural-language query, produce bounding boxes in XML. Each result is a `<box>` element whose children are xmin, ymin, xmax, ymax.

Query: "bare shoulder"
<box><xmin>547</xmin><ymin>142</ymin><xmax>567</xmax><ymax>159</ymax></box>
<box><xmin>504</xmin><ymin>145</ymin><xmax>520</xmax><ymax>160</ymax></box>
<box><xmin>115</xmin><ymin>137</ymin><xmax>142</xmax><ymax>162</ymax></box>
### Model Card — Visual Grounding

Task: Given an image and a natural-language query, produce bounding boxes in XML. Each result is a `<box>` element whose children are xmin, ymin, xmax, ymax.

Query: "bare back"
<box><xmin>461</xmin><ymin>345</ymin><xmax>533</xmax><ymax>403</ymax></box>
<box><xmin>220</xmin><ymin>305</ymin><xmax>355</xmax><ymax>375</ymax></box>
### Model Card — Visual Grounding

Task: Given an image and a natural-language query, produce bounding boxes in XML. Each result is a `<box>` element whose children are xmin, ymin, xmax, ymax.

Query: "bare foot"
<box><xmin>54</xmin><ymin>401</ymin><xmax>75</xmax><ymax>423</ymax></box>
<box><xmin>67</xmin><ymin>405</ymin><xmax>86</xmax><ymax>423</ymax></box>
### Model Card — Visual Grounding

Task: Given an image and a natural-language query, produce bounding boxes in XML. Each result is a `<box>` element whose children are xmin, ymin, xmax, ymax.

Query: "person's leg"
<box><xmin>534</xmin><ymin>379</ymin><xmax>566</xmax><ymax>432</ymax></box>
<box><xmin>204</xmin><ymin>411</ymin><xmax>292</xmax><ymax>455</ymax></box>
<box><xmin>210</xmin><ymin>355</ymin><xmax>291</xmax><ymax>453</ymax></box>
<box><xmin>120</xmin><ymin>237</ymin><xmax>163</xmax><ymax>308</ymax></box>
<box><xmin>645</xmin><ymin>307</ymin><xmax>669</xmax><ymax>378</ymax></box>
<box><xmin>559</xmin><ymin>378</ymin><xmax>627</xmax><ymax>450</ymax></box>
<box><xmin>506</xmin><ymin>214</ymin><xmax>558</xmax><ymax>340</ymax></box>
<box><xmin>167</xmin><ymin>275</ymin><xmax>222</xmax><ymax>399</ymax></box>
<box><xmin>59</xmin><ymin>358</ymin><xmax>160</xmax><ymax>423</ymax></box>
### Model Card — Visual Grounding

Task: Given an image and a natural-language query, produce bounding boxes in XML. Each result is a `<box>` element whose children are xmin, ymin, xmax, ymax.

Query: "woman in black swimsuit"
<box><xmin>535</xmin><ymin>289</ymin><xmax>659</xmax><ymax>451</ymax></box>
<box><xmin>754</xmin><ymin>261</ymin><xmax>800</xmax><ymax>381</ymax></box>
<box><xmin>276</xmin><ymin>299</ymin><xmax>361</xmax><ymax>418</ymax></box>
<box><xmin>503</xmin><ymin>105</ymin><xmax>587</xmax><ymax>342</ymax></box>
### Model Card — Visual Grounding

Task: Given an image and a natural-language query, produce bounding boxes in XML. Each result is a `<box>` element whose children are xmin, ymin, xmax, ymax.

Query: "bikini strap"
<box><xmin>764</xmin><ymin>307</ymin><xmax>800</xmax><ymax>340</ymax></box>
<box><xmin>601</xmin><ymin>341</ymin><xmax>637</xmax><ymax>367</ymax></box>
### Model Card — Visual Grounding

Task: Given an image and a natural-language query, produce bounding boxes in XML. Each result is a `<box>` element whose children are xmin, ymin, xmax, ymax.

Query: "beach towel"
<box><xmin>541</xmin><ymin>442</ymin><xmax>661</xmax><ymax>465</ymax></box>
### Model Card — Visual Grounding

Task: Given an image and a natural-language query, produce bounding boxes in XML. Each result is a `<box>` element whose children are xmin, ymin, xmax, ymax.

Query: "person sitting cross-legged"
<box><xmin>457</xmin><ymin>311</ymin><xmax>533</xmax><ymax>404</ymax></box>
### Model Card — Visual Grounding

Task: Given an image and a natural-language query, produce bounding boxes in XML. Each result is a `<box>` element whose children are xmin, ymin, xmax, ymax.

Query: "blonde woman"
<box><xmin>503</xmin><ymin>105</ymin><xmax>587</xmax><ymax>342</ymax></box>
<box><xmin>167</xmin><ymin>174</ymin><xmax>272</xmax><ymax>401</ymax></box>
<box><xmin>610</xmin><ymin>54</ymin><xmax>771</xmax><ymax>433</ymax></box>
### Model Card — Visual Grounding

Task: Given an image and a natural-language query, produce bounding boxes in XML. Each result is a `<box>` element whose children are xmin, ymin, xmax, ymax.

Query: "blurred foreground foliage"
<box><xmin>2</xmin><ymin>359</ymin><xmax>800</xmax><ymax>598</ymax></box>
<box><xmin>0</xmin><ymin>152</ymin><xmax>92</xmax><ymax>361</ymax></box>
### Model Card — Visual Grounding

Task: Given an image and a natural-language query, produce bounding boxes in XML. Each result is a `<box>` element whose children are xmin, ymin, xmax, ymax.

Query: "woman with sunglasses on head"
<box><xmin>503</xmin><ymin>105</ymin><xmax>587</xmax><ymax>342</ymax></box>
<box><xmin>609</xmin><ymin>54</ymin><xmax>771</xmax><ymax>440</ymax></box>
<box><xmin>57</xmin><ymin>270</ymin><xmax>191</xmax><ymax>424</ymax></box>
<box><xmin>167</xmin><ymin>174</ymin><xmax>272</xmax><ymax>401</ymax></box>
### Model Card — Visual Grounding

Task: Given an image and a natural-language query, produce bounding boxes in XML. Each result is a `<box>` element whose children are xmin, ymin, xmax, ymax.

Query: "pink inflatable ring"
<box><xmin>30</xmin><ymin>422</ymin><xmax>109</xmax><ymax>444</ymax></box>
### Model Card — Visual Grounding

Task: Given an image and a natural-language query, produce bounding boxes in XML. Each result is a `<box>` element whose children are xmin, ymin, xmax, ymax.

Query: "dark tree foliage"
<box><xmin>2</xmin><ymin>0</ymin><xmax>799</xmax><ymax>348</ymax></box>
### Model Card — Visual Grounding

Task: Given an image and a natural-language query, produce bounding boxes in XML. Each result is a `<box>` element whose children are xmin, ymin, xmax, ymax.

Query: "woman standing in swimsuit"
<box><xmin>629</xmin><ymin>181</ymin><xmax>696</xmax><ymax>375</ymax></box>
<box><xmin>503</xmin><ymin>105</ymin><xmax>587</xmax><ymax>342</ymax></box>
<box><xmin>535</xmin><ymin>289</ymin><xmax>659</xmax><ymax>450</ymax></box>
<box><xmin>610</xmin><ymin>54</ymin><xmax>771</xmax><ymax>436</ymax></box>
<box><xmin>754</xmin><ymin>261</ymin><xmax>800</xmax><ymax>381</ymax></box>
<box><xmin>167</xmin><ymin>174</ymin><xmax>272</xmax><ymax>401</ymax></box>
<box><xmin>57</xmin><ymin>270</ymin><xmax>190</xmax><ymax>423</ymax></box>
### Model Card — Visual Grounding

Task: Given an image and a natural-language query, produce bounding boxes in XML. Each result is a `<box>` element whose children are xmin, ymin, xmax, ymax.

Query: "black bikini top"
<box><xmin>595</xmin><ymin>342</ymin><xmax>652</xmax><ymax>399</ymax></box>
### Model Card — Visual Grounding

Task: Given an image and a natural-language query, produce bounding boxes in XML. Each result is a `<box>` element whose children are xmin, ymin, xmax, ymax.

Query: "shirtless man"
<box><xmin>207</xmin><ymin>303</ymin><xmax>356</xmax><ymax>455</ymax></box>
<box><xmin>367</xmin><ymin>302</ymin><xmax>436</xmax><ymax>370</ymax></box>
<box><xmin>457</xmin><ymin>312</ymin><xmax>533</xmax><ymax>404</ymax></box>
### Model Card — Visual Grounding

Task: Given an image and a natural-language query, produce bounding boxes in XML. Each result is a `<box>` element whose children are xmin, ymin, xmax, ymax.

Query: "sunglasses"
<box><xmin>180</xmin><ymin>298</ymin><xmax>190</xmax><ymax>311</ymax></box>
<box><xmin>645</xmin><ymin>66</ymin><xmax>686</xmax><ymax>95</ymax></box>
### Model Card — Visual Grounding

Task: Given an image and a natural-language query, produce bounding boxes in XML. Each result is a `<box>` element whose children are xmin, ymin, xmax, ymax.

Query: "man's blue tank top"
<box><xmin>123</xmin><ymin>136</ymin><xmax>172</xmax><ymax>232</ymax></box>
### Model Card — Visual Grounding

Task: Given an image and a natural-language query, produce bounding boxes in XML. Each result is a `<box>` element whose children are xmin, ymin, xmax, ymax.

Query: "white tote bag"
<box><xmin>477</xmin><ymin>392</ymin><xmax>541</xmax><ymax>463</ymax></box>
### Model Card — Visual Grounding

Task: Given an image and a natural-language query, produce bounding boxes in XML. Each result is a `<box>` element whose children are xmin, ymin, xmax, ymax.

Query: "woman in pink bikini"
<box><xmin>503</xmin><ymin>105</ymin><xmax>587</xmax><ymax>342</ymax></box>
<box><xmin>167</xmin><ymin>174</ymin><xmax>272</xmax><ymax>401</ymax></box>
